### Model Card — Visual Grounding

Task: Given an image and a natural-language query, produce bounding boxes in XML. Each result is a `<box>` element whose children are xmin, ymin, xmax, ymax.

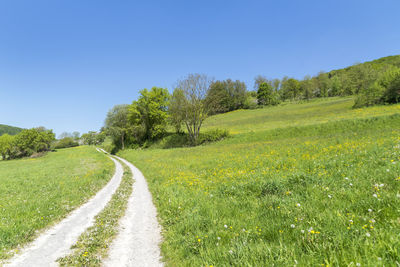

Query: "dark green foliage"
<box><xmin>54</xmin><ymin>137</ymin><xmax>79</xmax><ymax>149</ymax></box>
<box><xmin>354</xmin><ymin>67</ymin><xmax>400</xmax><ymax>107</ymax></box>
<box><xmin>104</xmin><ymin>104</ymin><xmax>130</xmax><ymax>149</ymax></box>
<box><xmin>151</xmin><ymin>129</ymin><xmax>230</xmax><ymax>149</ymax></box>
<box><xmin>0</xmin><ymin>124</ymin><xmax>22</xmax><ymax>136</ymax></box>
<box><xmin>257</xmin><ymin>82</ymin><xmax>280</xmax><ymax>105</ymax></box>
<box><xmin>205</xmin><ymin>79</ymin><xmax>247</xmax><ymax>114</ymax></box>
<box><xmin>254</xmin><ymin>55</ymin><xmax>400</xmax><ymax>104</ymax></box>
<box><xmin>0</xmin><ymin>128</ymin><xmax>55</xmax><ymax>160</ymax></box>
<box><xmin>280</xmin><ymin>78</ymin><xmax>301</xmax><ymax>100</ymax></box>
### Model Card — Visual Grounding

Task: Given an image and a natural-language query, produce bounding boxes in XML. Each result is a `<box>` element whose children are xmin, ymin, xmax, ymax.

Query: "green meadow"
<box><xmin>120</xmin><ymin>98</ymin><xmax>400</xmax><ymax>266</ymax></box>
<box><xmin>0</xmin><ymin>146</ymin><xmax>113</xmax><ymax>260</ymax></box>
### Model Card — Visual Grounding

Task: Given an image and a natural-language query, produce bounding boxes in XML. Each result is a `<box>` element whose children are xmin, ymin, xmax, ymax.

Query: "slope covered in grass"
<box><xmin>0</xmin><ymin>124</ymin><xmax>22</xmax><ymax>136</ymax></box>
<box><xmin>0</xmin><ymin>146</ymin><xmax>114</xmax><ymax>260</ymax></box>
<box><xmin>120</xmin><ymin>100</ymin><xmax>400</xmax><ymax>266</ymax></box>
<box><xmin>203</xmin><ymin>97</ymin><xmax>400</xmax><ymax>134</ymax></box>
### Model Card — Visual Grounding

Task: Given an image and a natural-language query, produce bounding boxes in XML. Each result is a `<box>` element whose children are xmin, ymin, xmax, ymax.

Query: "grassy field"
<box><xmin>0</xmin><ymin>146</ymin><xmax>113</xmax><ymax>260</ymax></box>
<box><xmin>119</xmin><ymin>98</ymin><xmax>400</xmax><ymax>266</ymax></box>
<box><xmin>203</xmin><ymin>97</ymin><xmax>400</xmax><ymax>134</ymax></box>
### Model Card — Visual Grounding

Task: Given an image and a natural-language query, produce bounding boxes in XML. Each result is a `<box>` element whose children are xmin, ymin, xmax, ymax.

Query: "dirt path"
<box><xmin>103</xmin><ymin>155</ymin><xmax>163</xmax><ymax>267</ymax></box>
<box><xmin>4</xmin><ymin>155</ymin><xmax>124</xmax><ymax>267</ymax></box>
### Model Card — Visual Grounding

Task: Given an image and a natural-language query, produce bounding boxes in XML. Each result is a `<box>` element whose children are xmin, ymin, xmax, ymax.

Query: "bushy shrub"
<box><xmin>243</xmin><ymin>96</ymin><xmax>258</xmax><ymax>109</ymax></box>
<box><xmin>54</xmin><ymin>137</ymin><xmax>79</xmax><ymax>149</ymax></box>
<box><xmin>198</xmin><ymin>129</ymin><xmax>230</xmax><ymax>144</ymax></box>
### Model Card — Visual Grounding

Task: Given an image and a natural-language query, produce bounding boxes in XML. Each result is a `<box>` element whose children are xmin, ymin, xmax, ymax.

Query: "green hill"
<box><xmin>0</xmin><ymin>124</ymin><xmax>23</xmax><ymax>136</ymax></box>
<box><xmin>120</xmin><ymin>98</ymin><xmax>400</xmax><ymax>266</ymax></box>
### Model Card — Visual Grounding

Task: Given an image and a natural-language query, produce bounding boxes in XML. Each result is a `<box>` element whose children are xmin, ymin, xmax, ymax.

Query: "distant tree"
<box><xmin>104</xmin><ymin>104</ymin><xmax>130</xmax><ymax>149</ymax></box>
<box><xmin>72</xmin><ymin>131</ymin><xmax>80</xmax><ymax>140</ymax></box>
<box><xmin>54</xmin><ymin>137</ymin><xmax>79</xmax><ymax>149</ymax></box>
<box><xmin>81</xmin><ymin>131</ymin><xmax>98</xmax><ymax>145</ymax></box>
<box><xmin>169</xmin><ymin>88</ymin><xmax>186</xmax><ymax>133</ymax></box>
<box><xmin>205</xmin><ymin>79</ymin><xmax>247</xmax><ymax>114</ymax></box>
<box><xmin>59</xmin><ymin>132</ymin><xmax>72</xmax><ymax>139</ymax></box>
<box><xmin>0</xmin><ymin>134</ymin><xmax>14</xmax><ymax>160</ymax></box>
<box><xmin>354</xmin><ymin>67</ymin><xmax>400</xmax><ymax>107</ymax></box>
<box><xmin>257</xmin><ymin>82</ymin><xmax>279</xmax><ymax>105</ymax></box>
<box><xmin>315</xmin><ymin>71</ymin><xmax>330</xmax><ymax>97</ymax></box>
<box><xmin>300</xmin><ymin>75</ymin><xmax>314</xmax><ymax>100</ymax></box>
<box><xmin>129</xmin><ymin>87</ymin><xmax>170</xmax><ymax>141</ymax></box>
<box><xmin>254</xmin><ymin>75</ymin><xmax>268</xmax><ymax>90</ymax></box>
<box><xmin>271</xmin><ymin>78</ymin><xmax>281</xmax><ymax>92</ymax></box>
<box><xmin>171</xmin><ymin>73</ymin><xmax>213</xmax><ymax>144</ymax></box>
<box><xmin>14</xmin><ymin>128</ymin><xmax>55</xmax><ymax>157</ymax></box>
<box><xmin>329</xmin><ymin>75</ymin><xmax>343</xmax><ymax>96</ymax></box>
<box><xmin>281</xmin><ymin>78</ymin><xmax>301</xmax><ymax>100</ymax></box>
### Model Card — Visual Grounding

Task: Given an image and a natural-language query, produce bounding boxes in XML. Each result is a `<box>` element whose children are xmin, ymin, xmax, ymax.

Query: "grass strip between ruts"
<box><xmin>57</xmin><ymin>158</ymin><xmax>134</xmax><ymax>266</ymax></box>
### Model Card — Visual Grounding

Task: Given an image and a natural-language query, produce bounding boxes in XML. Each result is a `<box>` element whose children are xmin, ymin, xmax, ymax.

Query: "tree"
<box><xmin>0</xmin><ymin>134</ymin><xmax>14</xmax><ymax>160</ymax></box>
<box><xmin>329</xmin><ymin>75</ymin><xmax>343</xmax><ymax>96</ymax></box>
<box><xmin>104</xmin><ymin>104</ymin><xmax>130</xmax><ymax>149</ymax></box>
<box><xmin>205</xmin><ymin>79</ymin><xmax>247</xmax><ymax>114</ymax></box>
<box><xmin>171</xmin><ymin>73</ymin><xmax>213</xmax><ymax>144</ymax></box>
<box><xmin>72</xmin><ymin>131</ymin><xmax>80</xmax><ymax>140</ymax></box>
<box><xmin>281</xmin><ymin>78</ymin><xmax>300</xmax><ymax>100</ymax></box>
<box><xmin>254</xmin><ymin>75</ymin><xmax>268</xmax><ymax>90</ymax></box>
<box><xmin>300</xmin><ymin>75</ymin><xmax>314</xmax><ymax>100</ymax></box>
<box><xmin>129</xmin><ymin>87</ymin><xmax>170</xmax><ymax>141</ymax></box>
<box><xmin>169</xmin><ymin>88</ymin><xmax>186</xmax><ymax>133</ymax></box>
<box><xmin>271</xmin><ymin>78</ymin><xmax>281</xmax><ymax>92</ymax></box>
<box><xmin>13</xmin><ymin>128</ymin><xmax>55</xmax><ymax>157</ymax></box>
<box><xmin>257</xmin><ymin>82</ymin><xmax>279</xmax><ymax>105</ymax></box>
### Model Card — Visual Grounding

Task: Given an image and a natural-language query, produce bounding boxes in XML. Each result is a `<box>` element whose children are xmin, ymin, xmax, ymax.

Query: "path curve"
<box><xmin>4</xmin><ymin>154</ymin><xmax>123</xmax><ymax>267</ymax></box>
<box><xmin>103</xmin><ymin>154</ymin><xmax>163</xmax><ymax>267</ymax></box>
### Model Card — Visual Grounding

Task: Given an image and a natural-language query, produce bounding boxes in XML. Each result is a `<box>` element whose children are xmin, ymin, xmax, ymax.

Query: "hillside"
<box><xmin>330</xmin><ymin>55</ymin><xmax>400</xmax><ymax>76</ymax></box>
<box><xmin>119</xmin><ymin>98</ymin><xmax>400</xmax><ymax>266</ymax></box>
<box><xmin>0</xmin><ymin>124</ymin><xmax>23</xmax><ymax>136</ymax></box>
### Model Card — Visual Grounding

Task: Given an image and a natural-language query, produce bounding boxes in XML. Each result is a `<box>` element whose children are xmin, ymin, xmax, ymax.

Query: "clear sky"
<box><xmin>1</xmin><ymin>0</ymin><xmax>399</xmax><ymax>136</ymax></box>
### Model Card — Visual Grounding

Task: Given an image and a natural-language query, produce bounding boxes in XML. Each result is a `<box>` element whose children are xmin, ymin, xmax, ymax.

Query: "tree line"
<box><xmin>99</xmin><ymin>56</ymin><xmax>400</xmax><ymax>152</ymax></box>
<box><xmin>0</xmin><ymin>128</ymin><xmax>55</xmax><ymax>160</ymax></box>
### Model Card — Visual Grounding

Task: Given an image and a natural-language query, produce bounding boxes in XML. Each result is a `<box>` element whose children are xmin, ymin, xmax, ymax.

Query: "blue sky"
<box><xmin>0</xmin><ymin>0</ymin><xmax>399</xmax><ymax>136</ymax></box>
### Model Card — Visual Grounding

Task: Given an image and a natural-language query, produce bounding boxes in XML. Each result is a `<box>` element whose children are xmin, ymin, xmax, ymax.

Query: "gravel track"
<box><xmin>4</xmin><ymin>154</ymin><xmax>123</xmax><ymax>267</ymax></box>
<box><xmin>103</xmin><ymin>155</ymin><xmax>163</xmax><ymax>267</ymax></box>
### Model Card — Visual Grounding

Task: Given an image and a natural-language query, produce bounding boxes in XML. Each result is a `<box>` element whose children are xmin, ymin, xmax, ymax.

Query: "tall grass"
<box><xmin>0</xmin><ymin>146</ymin><xmax>113</xmax><ymax>260</ymax></box>
<box><xmin>119</xmin><ymin>101</ymin><xmax>400</xmax><ymax>266</ymax></box>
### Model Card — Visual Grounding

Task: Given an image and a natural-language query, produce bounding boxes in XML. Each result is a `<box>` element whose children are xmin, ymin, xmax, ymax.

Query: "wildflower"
<box><xmin>229</xmin><ymin>250</ymin><xmax>233</xmax><ymax>254</ymax></box>
<box><xmin>242</xmin><ymin>228</ymin><xmax>246</xmax><ymax>232</ymax></box>
<box><xmin>356</xmin><ymin>263</ymin><xmax>361</xmax><ymax>267</ymax></box>
<box><xmin>349</xmin><ymin>183</ymin><xmax>353</xmax><ymax>186</ymax></box>
<box><xmin>291</xmin><ymin>224</ymin><xmax>295</xmax><ymax>228</ymax></box>
<box><xmin>366</xmin><ymin>232</ymin><xmax>371</xmax><ymax>237</ymax></box>
<box><xmin>217</xmin><ymin>237</ymin><xmax>221</xmax><ymax>240</ymax></box>
<box><xmin>198</xmin><ymin>239</ymin><xmax>201</xmax><ymax>242</ymax></box>
<box><xmin>370</xmin><ymin>219</ymin><xmax>375</xmax><ymax>223</ymax></box>
<box><xmin>349</xmin><ymin>220</ymin><xmax>353</xmax><ymax>224</ymax></box>
<box><xmin>368</xmin><ymin>209</ymin><xmax>372</xmax><ymax>212</ymax></box>
<box><xmin>328</xmin><ymin>195</ymin><xmax>332</xmax><ymax>198</ymax></box>
<box><xmin>377</xmin><ymin>257</ymin><xmax>382</xmax><ymax>261</ymax></box>
<box><xmin>279</xmin><ymin>230</ymin><xmax>284</xmax><ymax>233</ymax></box>
<box><xmin>296</xmin><ymin>203</ymin><xmax>301</xmax><ymax>207</ymax></box>
<box><xmin>301</xmin><ymin>230</ymin><xmax>305</xmax><ymax>233</ymax></box>
<box><xmin>345</xmin><ymin>177</ymin><xmax>349</xmax><ymax>180</ymax></box>
<box><xmin>224</xmin><ymin>224</ymin><xmax>228</xmax><ymax>228</ymax></box>
<box><xmin>379</xmin><ymin>184</ymin><xmax>384</xmax><ymax>187</ymax></box>
<box><xmin>372</xmin><ymin>194</ymin><xmax>378</xmax><ymax>198</ymax></box>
